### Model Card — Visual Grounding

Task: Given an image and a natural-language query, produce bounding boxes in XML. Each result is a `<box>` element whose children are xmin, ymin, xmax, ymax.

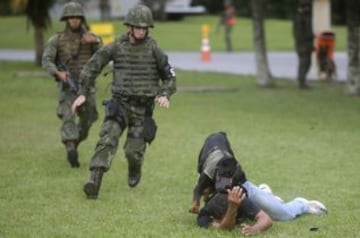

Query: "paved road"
<box><xmin>0</xmin><ymin>49</ymin><xmax>347</xmax><ymax>82</ymax></box>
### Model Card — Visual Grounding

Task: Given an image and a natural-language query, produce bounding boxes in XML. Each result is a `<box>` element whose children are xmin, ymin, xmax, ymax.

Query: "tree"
<box><xmin>345</xmin><ymin>0</ymin><xmax>360</xmax><ymax>95</ymax></box>
<box><xmin>250</xmin><ymin>0</ymin><xmax>274</xmax><ymax>87</ymax></box>
<box><xmin>25</xmin><ymin>0</ymin><xmax>54</xmax><ymax>66</ymax></box>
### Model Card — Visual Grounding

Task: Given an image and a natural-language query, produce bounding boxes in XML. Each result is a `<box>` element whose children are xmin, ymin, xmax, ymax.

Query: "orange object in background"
<box><xmin>226</xmin><ymin>16</ymin><xmax>236</xmax><ymax>26</ymax></box>
<box><xmin>316</xmin><ymin>31</ymin><xmax>336</xmax><ymax>80</ymax></box>
<box><xmin>316</xmin><ymin>31</ymin><xmax>335</xmax><ymax>60</ymax></box>
<box><xmin>201</xmin><ymin>24</ymin><xmax>211</xmax><ymax>62</ymax></box>
<box><xmin>201</xmin><ymin>38</ymin><xmax>211</xmax><ymax>62</ymax></box>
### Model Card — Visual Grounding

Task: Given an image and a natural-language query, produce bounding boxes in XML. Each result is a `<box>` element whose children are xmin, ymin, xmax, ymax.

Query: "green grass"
<box><xmin>0</xmin><ymin>61</ymin><xmax>359</xmax><ymax>237</ymax></box>
<box><xmin>0</xmin><ymin>15</ymin><xmax>347</xmax><ymax>52</ymax></box>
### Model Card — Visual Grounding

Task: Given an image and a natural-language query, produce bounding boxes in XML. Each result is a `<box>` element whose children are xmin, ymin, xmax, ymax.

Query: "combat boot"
<box><xmin>65</xmin><ymin>141</ymin><xmax>79</xmax><ymax>168</ymax></box>
<box><xmin>83</xmin><ymin>168</ymin><xmax>104</xmax><ymax>199</ymax></box>
<box><xmin>128</xmin><ymin>162</ymin><xmax>142</xmax><ymax>188</ymax></box>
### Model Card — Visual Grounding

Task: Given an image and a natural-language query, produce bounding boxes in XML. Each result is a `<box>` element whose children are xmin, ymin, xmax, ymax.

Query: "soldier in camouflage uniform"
<box><xmin>71</xmin><ymin>4</ymin><xmax>176</xmax><ymax>199</ymax></box>
<box><xmin>42</xmin><ymin>1</ymin><xmax>102</xmax><ymax>168</ymax></box>
<box><xmin>293</xmin><ymin>0</ymin><xmax>314</xmax><ymax>89</ymax></box>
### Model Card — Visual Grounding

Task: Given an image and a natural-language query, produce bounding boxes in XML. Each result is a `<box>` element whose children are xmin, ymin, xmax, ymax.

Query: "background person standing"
<box><xmin>218</xmin><ymin>0</ymin><xmax>237</xmax><ymax>52</ymax></box>
<box><xmin>293</xmin><ymin>0</ymin><xmax>314</xmax><ymax>89</ymax></box>
<box><xmin>42</xmin><ymin>1</ymin><xmax>102</xmax><ymax>168</ymax></box>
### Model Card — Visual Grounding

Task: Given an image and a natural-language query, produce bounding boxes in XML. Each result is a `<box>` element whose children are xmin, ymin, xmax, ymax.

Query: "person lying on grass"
<box><xmin>197</xmin><ymin>185</ymin><xmax>272</xmax><ymax>235</ymax></box>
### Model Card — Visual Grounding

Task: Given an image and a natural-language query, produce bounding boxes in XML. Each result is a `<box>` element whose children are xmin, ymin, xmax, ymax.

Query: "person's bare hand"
<box><xmin>227</xmin><ymin>186</ymin><xmax>245</xmax><ymax>207</ymax></box>
<box><xmin>155</xmin><ymin>96</ymin><xmax>170</xmax><ymax>108</ymax></box>
<box><xmin>71</xmin><ymin>95</ymin><xmax>86</xmax><ymax>114</ymax></box>
<box><xmin>55</xmin><ymin>70</ymin><xmax>68</xmax><ymax>82</ymax></box>
<box><xmin>241</xmin><ymin>223</ymin><xmax>254</xmax><ymax>236</ymax></box>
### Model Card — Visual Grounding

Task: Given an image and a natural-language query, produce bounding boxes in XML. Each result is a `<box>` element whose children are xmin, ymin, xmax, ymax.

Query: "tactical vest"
<box><xmin>112</xmin><ymin>37</ymin><xmax>161</xmax><ymax>97</ymax></box>
<box><xmin>57</xmin><ymin>29</ymin><xmax>94</xmax><ymax>81</ymax></box>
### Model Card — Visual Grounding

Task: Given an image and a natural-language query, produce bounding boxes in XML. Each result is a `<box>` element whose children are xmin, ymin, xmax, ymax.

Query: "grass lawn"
<box><xmin>0</xmin><ymin>60</ymin><xmax>359</xmax><ymax>237</ymax></box>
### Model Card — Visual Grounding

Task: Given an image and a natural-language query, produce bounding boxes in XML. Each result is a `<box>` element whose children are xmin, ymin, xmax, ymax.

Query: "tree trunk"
<box><xmin>34</xmin><ymin>27</ymin><xmax>44</xmax><ymax>66</ymax></box>
<box><xmin>345</xmin><ymin>0</ymin><xmax>360</xmax><ymax>95</ymax></box>
<box><xmin>250</xmin><ymin>0</ymin><xmax>273</xmax><ymax>87</ymax></box>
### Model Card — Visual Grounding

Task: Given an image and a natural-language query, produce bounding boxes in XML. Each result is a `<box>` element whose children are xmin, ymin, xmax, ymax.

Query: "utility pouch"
<box><xmin>103</xmin><ymin>99</ymin><xmax>117</xmax><ymax>119</ymax></box>
<box><xmin>143</xmin><ymin>116</ymin><xmax>157</xmax><ymax>144</ymax></box>
<box><xmin>103</xmin><ymin>99</ymin><xmax>126</xmax><ymax>128</ymax></box>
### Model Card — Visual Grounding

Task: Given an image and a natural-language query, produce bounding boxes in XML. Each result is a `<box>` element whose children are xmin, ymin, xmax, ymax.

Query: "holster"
<box><xmin>143</xmin><ymin>116</ymin><xmax>157</xmax><ymax>144</ymax></box>
<box><xmin>143</xmin><ymin>100</ymin><xmax>157</xmax><ymax>144</ymax></box>
<box><xmin>102</xmin><ymin>98</ymin><xmax>125</xmax><ymax>129</ymax></box>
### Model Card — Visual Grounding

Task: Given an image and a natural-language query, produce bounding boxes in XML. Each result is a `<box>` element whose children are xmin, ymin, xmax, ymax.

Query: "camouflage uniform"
<box><xmin>80</xmin><ymin>4</ymin><xmax>176</xmax><ymax>198</ymax></box>
<box><xmin>42</xmin><ymin>2</ymin><xmax>102</xmax><ymax>167</ymax></box>
<box><xmin>293</xmin><ymin>0</ymin><xmax>314</xmax><ymax>89</ymax></box>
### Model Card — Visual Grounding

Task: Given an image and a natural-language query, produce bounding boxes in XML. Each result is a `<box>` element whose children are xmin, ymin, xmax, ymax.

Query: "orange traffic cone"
<box><xmin>201</xmin><ymin>38</ymin><xmax>211</xmax><ymax>62</ymax></box>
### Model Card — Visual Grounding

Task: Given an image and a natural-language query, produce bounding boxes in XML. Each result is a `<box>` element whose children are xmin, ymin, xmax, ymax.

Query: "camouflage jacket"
<box><xmin>42</xmin><ymin>27</ymin><xmax>102</xmax><ymax>81</ymax></box>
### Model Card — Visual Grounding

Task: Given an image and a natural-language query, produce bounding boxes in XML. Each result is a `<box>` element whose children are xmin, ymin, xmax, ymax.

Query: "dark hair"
<box><xmin>205</xmin><ymin>193</ymin><xmax>228</xmax><ymax>219</ymax></box>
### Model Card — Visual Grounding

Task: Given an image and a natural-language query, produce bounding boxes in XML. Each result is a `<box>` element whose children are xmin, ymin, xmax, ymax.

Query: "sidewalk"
<box><xmin>0</xmin><ymin>49</ymin><xmax>347</xmax><ymax>82</ymax></box>
<box><xmin>167</xmin><ymin>51</ymin><xmax>347</xmax><ymax>82</ymax></box>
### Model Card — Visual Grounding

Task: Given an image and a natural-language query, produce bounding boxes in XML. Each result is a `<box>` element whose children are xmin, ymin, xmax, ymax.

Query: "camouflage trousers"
<box><xmin>88</xmin><ymin>97</ymin><xmax>153</xmax><ymax>172</ymax></box>
<box><xmin>57</xmin><ymin>87</ymin><xmax>98</xmax><ymax>144</ymax></box>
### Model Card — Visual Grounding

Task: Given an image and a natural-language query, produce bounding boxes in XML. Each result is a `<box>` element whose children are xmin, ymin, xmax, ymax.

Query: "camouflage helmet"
<box><xmin>124</xmin><ymin>4</ymin><xmax>154</xmax><ymax>28</ymax></box>
<box><xmin>60</xmin><ymin>1</ymin><xmax>85</xmax><ymax>21</ymax></box>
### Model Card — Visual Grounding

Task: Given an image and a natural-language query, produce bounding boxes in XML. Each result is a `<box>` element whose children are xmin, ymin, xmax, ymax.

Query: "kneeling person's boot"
<box><xmin>128</xmin><ymin>162</ymin><xmax>142</xmax><ymax>188</ymax></box>
<box><xmin>65</xmin><ymin>141</ymin><xmax>79</xmax><ymax>168</ymax></box>
<box><xmin>84</xmin><ymin>168</ymin><xmax>104</xmax><ymax>199</ymax></box>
